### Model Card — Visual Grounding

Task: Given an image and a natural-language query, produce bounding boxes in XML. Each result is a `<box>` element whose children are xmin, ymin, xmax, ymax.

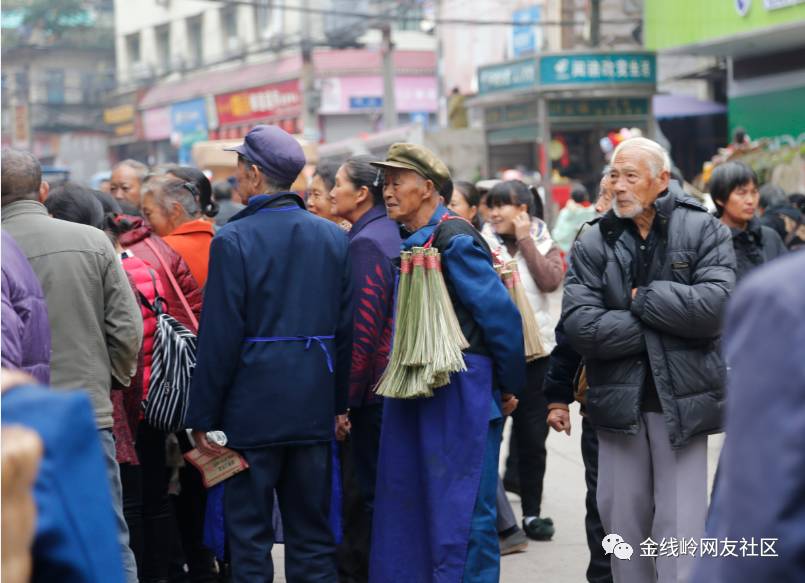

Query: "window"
<box><xmin>45</xmin><ymin>69</ymin><xmax>65</xmax><ymax>104</ymax></box>
<box><xmin>126</xmin><ymin>32</ymin><xmax>141</xmax><ymax>66</ymax></box>
<box><xmin>156</xmin><ymin>24</ymin><xmax>171</xmax><ymax>71</ymax></box>
<box><xmin>81</xmin><ymin>72</ymin><xmax>98</xmax><ymax>104</ymax></box>
<box><xmin>254</xmin><ymin>0</ymin><xmax>271</xmax><ymax>40</ymax></box>
<box><xmin>187</xmin><ymin>15</ymin><xmax>203</xmax><ymax>67</ymax></box>
<box><xmin>221</xmin><ymin>5</ymin><xmax>239</xmax><ymax>53</ymax></box>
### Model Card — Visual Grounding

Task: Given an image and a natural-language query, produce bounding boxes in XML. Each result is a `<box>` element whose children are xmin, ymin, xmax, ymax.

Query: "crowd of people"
<box><xmin>1</xmin><ymin>126</ymin><xmax>804</xmax><ymax>583</ymax></box>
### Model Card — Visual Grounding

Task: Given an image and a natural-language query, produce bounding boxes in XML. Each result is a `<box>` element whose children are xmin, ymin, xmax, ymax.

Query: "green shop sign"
<box><xmin>548</xmin><ymin>98</ymin><xmax>649</xmax><ymax>119</ymax></box>
<box><xmin>539</xmin><ymin>53</ymin><xmax>656</xmax><ymax>86</ymax></box>
<box><xmin>478</xmin><ymin>58</ymin><xmax>537</xmax><ymax>94</ymax></box>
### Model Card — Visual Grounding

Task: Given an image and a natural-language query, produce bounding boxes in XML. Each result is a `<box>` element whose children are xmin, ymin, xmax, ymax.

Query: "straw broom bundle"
<box><xmin>375</xmin><ymin>246</ymin><xmax>469</xmax><ymax>399</ymax></box>
<box><xmin>504</xmin><ymin>260</ymin><xmax>546</xmax><ymax>361</ymax></box>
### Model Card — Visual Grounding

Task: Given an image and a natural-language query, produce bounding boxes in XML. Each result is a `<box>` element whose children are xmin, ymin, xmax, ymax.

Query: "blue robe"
<box><xmin>370</xmin><ymin>206</ymin><xmax>525</xmax><ymax>583</ymax></box>
<box><xmin>2</xmin><ymin>385</ymin><xmax>124</xmax><ymax>583</ymax></box>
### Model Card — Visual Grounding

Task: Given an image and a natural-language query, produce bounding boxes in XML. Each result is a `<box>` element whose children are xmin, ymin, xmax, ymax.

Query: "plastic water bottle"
<box><xmin>206</xmin><ymin>431</ymin><xmax>228</xmax><ymax>447</ymax></box>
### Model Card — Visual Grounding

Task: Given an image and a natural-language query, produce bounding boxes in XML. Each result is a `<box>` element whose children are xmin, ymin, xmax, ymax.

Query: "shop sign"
<box><xmin>512</xmin><ymin>6</ymin><xmax>542</xmax><ymax>58</ymax></box>
<box><xmin>142</xmin><ymin>107</ymin><xmax>171</xmax><ymax>141</ymax></box>
<box><xmin>215</xmin><ymin>80</ymin><xmax>301</xmax><ymax>126</ymax></box>
<box><xmin>548</xmin><ymin>98</ymin><xmax>649</xmax><ymax>118</ymax></box>
<box><xmin>484</xmin><ymin>102</ymin><xmax>538</xmax><ymax>126</ymax></box>
<box><xmin>478</xmin><ymin>58</ymin><xmax>537</xmax><ymax>94</ymax></box>
<box><xmin>539</xmin><ymin>53</ymin><xmax>656</xmax><ymax>86</ymax></box>
<box><xmin>171</xmin><ymin>98</ymin><xmax>209</xmax><ymax>147</ymax></box>
<box><xmin>349</xmin><ymin>96</ymin><xmax>383</xmax><ymax>109</ymax></box>
<box><xmin>103</xmin><ymin>103</ymin><xmax>137</xmax><ymax>139</ymax></box>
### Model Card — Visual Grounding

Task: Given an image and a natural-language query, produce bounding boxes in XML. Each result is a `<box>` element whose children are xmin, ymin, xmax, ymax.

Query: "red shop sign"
<box><xmin>216</xmin><ymin>80</ymin><xmax>302</xmax><ymax>126</ymax></box>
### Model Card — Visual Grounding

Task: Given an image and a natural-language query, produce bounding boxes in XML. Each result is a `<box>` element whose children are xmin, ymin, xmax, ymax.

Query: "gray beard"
<box><xmin>613</xmin><ymin>200</ymin><xmax>644</xmax><ymax>219</ymax></box>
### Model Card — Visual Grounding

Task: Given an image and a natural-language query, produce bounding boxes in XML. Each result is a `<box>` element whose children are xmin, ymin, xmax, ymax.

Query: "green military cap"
<box><xmin>371</xmin><ymin>142</ymin><xmax>451</xmax><ymax>191</ymax></box>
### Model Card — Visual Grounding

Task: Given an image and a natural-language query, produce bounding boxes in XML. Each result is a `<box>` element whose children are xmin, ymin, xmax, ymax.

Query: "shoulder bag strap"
<box><xmin>142</xmin><ymin>237</ymin><xmax>199</xmax><ymax>331</ymax></box>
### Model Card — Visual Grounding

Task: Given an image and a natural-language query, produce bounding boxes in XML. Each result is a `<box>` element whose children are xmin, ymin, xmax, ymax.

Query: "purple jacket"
<box><xmin>1</xmin><ymin>231</ymin><xmax>51</xmax><ymax>383</ymax></box>
<box><xmin>347</xmin><ymin>205</ymin><xmax>401</xmax><ymax>407</ymax></box>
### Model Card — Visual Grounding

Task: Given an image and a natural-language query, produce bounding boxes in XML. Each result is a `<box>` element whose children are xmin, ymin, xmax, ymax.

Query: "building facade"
<box><xmin>111</xmin><ymin>0</ymin><xmax>439</xmax><ymax>165</ymax></box>
<box><xmin>1</xmin><ymin>1</ymin><xmax>116</xmax><ymax>183</ymax></box>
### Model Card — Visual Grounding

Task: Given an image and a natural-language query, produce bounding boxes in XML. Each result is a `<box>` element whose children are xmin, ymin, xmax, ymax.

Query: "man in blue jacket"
<box><xmin>186</xmin><ymin>125</ymin><xmax>353</xmax><ymax>583</ymax></box>
<box><xmin>368</xmin><ymin>144</ymin><xmax>526</xmax><ymax>583</ymax></box>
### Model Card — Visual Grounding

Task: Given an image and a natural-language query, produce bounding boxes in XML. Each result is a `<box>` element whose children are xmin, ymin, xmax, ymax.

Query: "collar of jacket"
<box><xmin>1</xmin><ymin>199</ymin><xmax>48</xmax><ymax>220</ymax></box>
<box><xmin>597</xmin><ymin>182</ymin><xmax>702</xmax><ymax>247</ymax></box>
<box><xmin>398</xmin><ymin>204</ymin><xmax>451</xmax><ymax>248</ymax></box>
<box><xmin>168</xmin><ymin>218</ymin><xmax>216</xmax><ymax>237</ymax></box>
<box><xmin>731</xmin><ymin>216</ymin><xmax>764</xmax><ymax>243</ymax></box>
<box><xmin>348</xmin><ymin>204</ymin><xmax>387</xmax><ymax>240</ymax></box>
<box><xmin>231</xmin><ymin>192</ymin><xmax>305</xmax><ymax>222</ymax></box>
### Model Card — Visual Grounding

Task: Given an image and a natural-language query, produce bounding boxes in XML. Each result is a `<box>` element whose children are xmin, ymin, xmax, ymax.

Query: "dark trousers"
<box><xmin>135</xmin><ymin>421</ymin><xmax>183</xmax><ymax>582</ymax></box>
<box><xmin>337</xmin><ymin>404</ymin><xmax>382</xmax><ymax>583</ymax></box>
<box><xmin>225</xmin><ymin>443</ymin><xmax>336</xmax><ymax>583</ymax></box>
<box><xmin>581</xmin><ymin>416</ymin><xmax>612</xmax><ymax>583</ymax></box>
<box><xmin>121</xmin><ymin>463</ymin><xmax>144</xmax><ymax>577</ymax></box>
<box><xmin>510</xmin><ymin>357</ymin><xmax>550</xmax><ymax>517</ymax></box>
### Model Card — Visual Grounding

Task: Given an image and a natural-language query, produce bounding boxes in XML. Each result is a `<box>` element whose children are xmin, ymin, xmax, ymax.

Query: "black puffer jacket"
<box><xmin>562</xmin><ymin>183</ymin><xmax>736</xmax><ymax>448</ymax></box>
<box><xmin>730</xmin><ymin>217</ymin><xmax>786</xmax><ymax>281</ymax></box>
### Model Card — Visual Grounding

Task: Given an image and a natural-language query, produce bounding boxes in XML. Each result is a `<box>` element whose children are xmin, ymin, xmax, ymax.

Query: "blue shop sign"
<box><xmin>540</xmin><ymin>53</ymin><xmax>656</xmax><ymax>86</ymax></box>
<box><xmin>512</xmin><ymin>6</ymin><xmax>542</xmax><ymax>58</ymax></box>
<box><xmin>171</xmin><ymin>98</ymin><xmax>209</xmax><ymax>146</ymax></box>
<box><xmin>349</xmin><ymin>96</ymin><xmax>383</xmax><ymax>110</ymax></box>
<box><xmin>478</xmin><ymin>58</ymin><xmax>537</xmax><ymax>94</ymax></box>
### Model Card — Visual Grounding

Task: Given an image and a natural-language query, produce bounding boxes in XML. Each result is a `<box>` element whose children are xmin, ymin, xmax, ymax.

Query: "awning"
<box><xmin>653</xmin><ymin>94</ymin><xmax>726</xmax><ymax>119</ymax></box>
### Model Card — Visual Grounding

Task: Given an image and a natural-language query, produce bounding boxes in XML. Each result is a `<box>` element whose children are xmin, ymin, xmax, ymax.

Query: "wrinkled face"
<box><xmin>488</xmin><ymin>202</ymin><xmax>528</xmax><ymax>236</ymax></box>
<box><xmin>448</xmin><ymin>189</ymin><xmax>477</xmax><ymax>223</ymax></box>
<box><xmin>609</xmin><ymin>148</ymin><xmax>669</xmax><ymax>219</ymax></box>
<box><xmin>234</xmin><ymin>159</ymin><xmax>262</xmax><ymax>202</ymax></box>
<box><xmin>141</xmin><ymin>191</ymin><xmax>173</xmax><ymax>237</ymax></box>
<box><xmin>722</xmin><ymin>181</ymin><xmax>759</xmax><ymax>224</ymax></box>
<box><xmin>307</xmin><ymin>174</ymin><xmax>337</xmax><ymax>221</ymax></box>
<box><xmin>110</xmin><ymin>166</ymin><xmax>142</xmax><ymax>207</ymax></box>
<box><xmin>330</xmin><ymin>165</ymin><xmax>360</xmax><ymax>219</ymax></box>
<box><xmin>383</xmin><ymin>168</ymin><xmax>430</xmax><ymax>225</ymax></box>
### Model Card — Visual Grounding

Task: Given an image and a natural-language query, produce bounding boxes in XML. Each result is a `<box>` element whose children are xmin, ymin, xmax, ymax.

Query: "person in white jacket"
<box><xmin>481</xmin><ymin>180</ymin><xmax>564</xmax><ymax>541</ymax></box>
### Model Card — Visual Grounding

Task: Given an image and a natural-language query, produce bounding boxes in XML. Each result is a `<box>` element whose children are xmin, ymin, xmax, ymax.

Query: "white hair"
<box><xmin>611</xmin><ymin>137</ymin><xmax>671</xmax><ymax>178</ymax></box>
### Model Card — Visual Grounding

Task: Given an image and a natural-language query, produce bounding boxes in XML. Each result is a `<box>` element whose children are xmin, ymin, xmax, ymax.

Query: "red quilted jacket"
<box><xmin>121</xmin><ymin>253</ymin><xmax>165</xmax><ymax>394</ymax></box>
<box><xmin>119</xmin><ymin>217</ymin><xmax>203</xmax><ymax>332</ymax></box>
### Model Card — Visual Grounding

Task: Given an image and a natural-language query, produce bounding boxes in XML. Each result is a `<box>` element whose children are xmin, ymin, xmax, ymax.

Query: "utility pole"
<box><xmin>589</xmin><ymin>0</ymin><xmax>601</xmax><ymax>47</ymax></box>
<box><xmin>381</xmin><ymin>23</ymin><xmax>397</xmax><ymax>130</ymax></box>
<box><xmin>300</xmin><ymin>0</ymin><xmax>320</xmax><ymax>141</ymax></box>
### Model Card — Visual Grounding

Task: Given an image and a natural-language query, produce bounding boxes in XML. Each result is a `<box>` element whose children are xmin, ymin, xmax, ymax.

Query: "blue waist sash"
<box><xmin>244</xmin><ymin>335</ymin><xmax>335</xmax><ymax>373</ymax></box>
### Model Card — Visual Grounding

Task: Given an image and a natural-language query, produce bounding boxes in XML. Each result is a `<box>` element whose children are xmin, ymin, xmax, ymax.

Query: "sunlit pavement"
<box><xmin>270</xmin><ymin>407</ymin><xmax>724</xmax><ymax>582</ymax></box>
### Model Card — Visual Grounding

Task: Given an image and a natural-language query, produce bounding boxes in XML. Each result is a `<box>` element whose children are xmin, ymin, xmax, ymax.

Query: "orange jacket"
<box><xmin>163</xmin><ymin>219</ymin><xmax>215</xmax><ymax>287</ymax></box>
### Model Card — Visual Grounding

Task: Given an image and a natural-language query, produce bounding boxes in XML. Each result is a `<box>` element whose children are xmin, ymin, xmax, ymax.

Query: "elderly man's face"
<box><xmin>608</xmin><ymin>148</ymin><xmax>669</xmax><ymax>219</ymax></box>
<box><xmin>110</xmin><ymin>166</ymin><xmax>142</xmax><ymax>207</ymax></box>
<box><xmin>383</xmin><ymin>168</ymin><xmax>431</xmax><ymax>225</ymax></box>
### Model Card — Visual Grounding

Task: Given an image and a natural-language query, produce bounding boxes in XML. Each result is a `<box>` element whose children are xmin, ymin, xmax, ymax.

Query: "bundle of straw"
<box><xmin>503</xmin><ymin>260</ymin><xmax>546</xmax><ymax>361</ymax></box>
<box><xmin>375</xmin><ymin>246</ymin><xmax>468</xmax><ymax>399</ymax></box>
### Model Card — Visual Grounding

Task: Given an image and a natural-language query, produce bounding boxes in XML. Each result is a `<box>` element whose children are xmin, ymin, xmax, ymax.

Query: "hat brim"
<box><xmin>370</xmin><ymin>160</ymin><xmax>425</xmax><ymax>175</ymax></box>
<box><xmin>223</xmin><ymin>144</ymin><xmax>247</xmax><ymax>156</ymax></box>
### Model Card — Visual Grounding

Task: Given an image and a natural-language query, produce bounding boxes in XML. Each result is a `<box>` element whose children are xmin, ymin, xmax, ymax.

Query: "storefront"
<box><xmin>469</xmin><ymin>51</ymin><xmax>657</xmax><ymax>197</ymax></box>
<box><xmin>170</xmin><ymin>98</ymin><xmax>210</xmax><ymax>165</ymax></box>
<box><xmin>104</xmin><ymin>92</ymin><xmax>149</xmax><ymax>163</ymax></box>
<box><xmin>645</xmin><ymin>0</ymin><xmax>805</xmax><ymax>147</ymax></box>
<box><xmin>212</xmin><ymin>79</ymin><xmax>302</xmax><ymax>141</ymax></box>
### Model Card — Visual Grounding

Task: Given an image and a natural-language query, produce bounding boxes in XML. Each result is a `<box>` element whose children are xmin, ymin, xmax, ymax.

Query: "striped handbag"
<box><xmin>138</xmin><ymin>290</ymin><xmax>197</xmax><ymax>433</ymax></box>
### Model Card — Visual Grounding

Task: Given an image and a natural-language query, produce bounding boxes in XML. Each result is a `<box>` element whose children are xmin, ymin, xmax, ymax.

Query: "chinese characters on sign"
<box><xmin>639</xmin><ymin>537</ymin><xmax>778</xmax><ymax>558</ymax></box>
<box><xmin>540</xmin><ymin>54</ymin><xmax>656</xmax><ymax>86</ymax></box>
<box><xmin>478</xmin><ymin>59</ymin><xmax>537</xmax><ymax>94</ymax></box>
<box><xmin>547</xmin><ymin>98</ymin><xmax>649</xmax><ymax>118</ymax></box>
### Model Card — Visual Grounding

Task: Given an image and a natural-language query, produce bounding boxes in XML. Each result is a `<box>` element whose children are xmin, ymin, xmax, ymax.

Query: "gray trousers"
<box><xmin>496</xmin><ymin>477</ymin><xmax>517</xmax><ymax>533</ymax></box>
<box><xmin>597</xmin><ymin>413</ymin><xmax>707</xmax><ymax>583</ymax></box>
<box><xmin>99</xmin><ymin>429</ymin><xmax>139</xmax><ymax>583</ymax></box>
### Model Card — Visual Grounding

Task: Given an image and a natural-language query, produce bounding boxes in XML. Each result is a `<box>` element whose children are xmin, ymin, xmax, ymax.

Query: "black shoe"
<box><xmin>522</xmin><ymin>517</ymin><xmax>555</xmax><ymax>541</ymax></box>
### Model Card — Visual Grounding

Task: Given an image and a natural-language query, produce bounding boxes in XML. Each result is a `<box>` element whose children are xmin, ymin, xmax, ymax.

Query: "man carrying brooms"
<box><xmin>369</xmin><ymin>143</ymin><xmax>526</xmax><ymax>583</ymax></box>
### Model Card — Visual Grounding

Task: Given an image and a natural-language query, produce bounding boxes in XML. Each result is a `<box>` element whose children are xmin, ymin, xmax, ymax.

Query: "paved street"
<box><xmin>271</xmin><ymin>407</ymin><xmax>724</xmax><ymax>582</ymax></box>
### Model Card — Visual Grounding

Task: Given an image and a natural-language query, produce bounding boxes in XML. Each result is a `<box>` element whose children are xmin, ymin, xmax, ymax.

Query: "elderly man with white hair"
<box><xmin>561</xmin><ymin>138</ymin><xmax>736</xmax><ymax>583</ymax></box>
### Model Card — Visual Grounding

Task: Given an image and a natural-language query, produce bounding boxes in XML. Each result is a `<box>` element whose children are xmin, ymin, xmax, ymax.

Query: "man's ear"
<box><xmin>657</xmin><ymin>169</ymin><xmax>670</xmax><ymax>191</ymax></box>
<box><xmin>38</xmin><ymin>181</ymin><xmax>50</xmax><ymax>203</ymax></box>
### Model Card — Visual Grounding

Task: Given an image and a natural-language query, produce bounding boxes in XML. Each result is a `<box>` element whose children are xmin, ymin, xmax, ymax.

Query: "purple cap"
<box><xmin>225</xmin><ymin>125</ymin><xmax>306</xmax><ymax>185</ymax></box>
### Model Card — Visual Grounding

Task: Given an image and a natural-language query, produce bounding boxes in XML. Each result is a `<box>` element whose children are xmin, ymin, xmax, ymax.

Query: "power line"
<box><xmin>205</xmin><ymin>0</ymin><xmax>641</xmax><ymax>28</ymax></box>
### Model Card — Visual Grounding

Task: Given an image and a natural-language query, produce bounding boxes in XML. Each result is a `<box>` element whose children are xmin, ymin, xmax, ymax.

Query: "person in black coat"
<box><xmin>186</xmin><ymin>125</ymin><xmax>353</xmax><ymax>583</ymax></box>
<box><xmin>563</xmin><ymin>138</ymin><xmax>736</xmax><ymax>583</ymax></box>
<box><xmin>708</xmin><ymin>161</ymin><xmax>786</xmax><ymax>281</ymax></box>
